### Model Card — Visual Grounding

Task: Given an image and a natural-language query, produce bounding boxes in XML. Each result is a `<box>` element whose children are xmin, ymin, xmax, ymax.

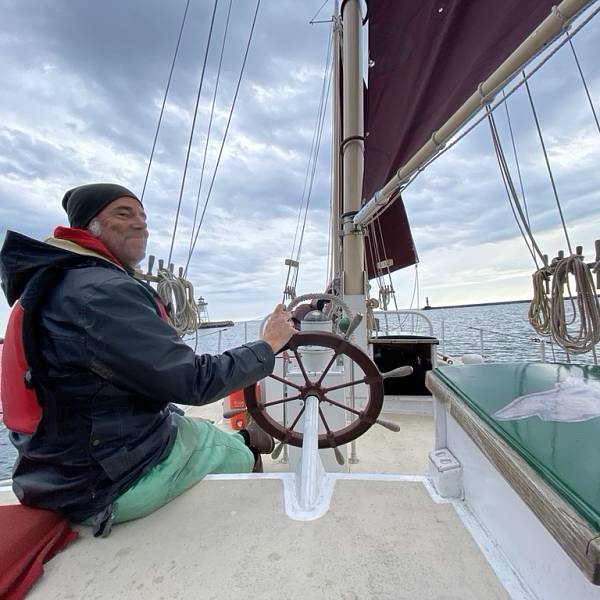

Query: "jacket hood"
<box><xmin>0</xmin><ymin>230</ymin><xmax>118</xmax><ymax>306</ymax></box>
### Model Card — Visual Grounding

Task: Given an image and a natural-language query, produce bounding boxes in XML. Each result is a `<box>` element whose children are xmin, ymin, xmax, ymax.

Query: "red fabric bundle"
<box><xmin>0</xmin><ymin>505</ymin><xmax>77</xmax><ymax>600</ymax></box>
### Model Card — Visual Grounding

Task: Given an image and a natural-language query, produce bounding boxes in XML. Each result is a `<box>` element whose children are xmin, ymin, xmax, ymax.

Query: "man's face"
<box><xmin>94</xmin><ymin>196</ymin><xmax>148</xmax><ymax>269</ymax></box>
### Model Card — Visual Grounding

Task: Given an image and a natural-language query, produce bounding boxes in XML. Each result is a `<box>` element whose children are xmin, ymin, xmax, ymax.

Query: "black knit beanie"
<box><xmin>61</xmin><ymin>183</ymin><xmax>142</xmax><ymax>228</ymax></box>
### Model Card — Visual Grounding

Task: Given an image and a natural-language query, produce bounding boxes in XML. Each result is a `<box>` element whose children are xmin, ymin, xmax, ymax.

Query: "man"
<box><xmin>0</xmin><ymin>183</ymin><xmax>296</xmax><ymax>536</ymax></box>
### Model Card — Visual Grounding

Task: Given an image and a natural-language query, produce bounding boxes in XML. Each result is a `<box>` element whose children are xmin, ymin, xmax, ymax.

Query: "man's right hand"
<box><xmin>261</xmin><ymin>304</ymin><xmax>296</xmax><ymax>354</ymax></box>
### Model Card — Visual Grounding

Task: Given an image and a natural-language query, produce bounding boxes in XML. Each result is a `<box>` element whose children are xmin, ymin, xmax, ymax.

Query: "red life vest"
<box><xmin>1</xmin><ymin>286</ymin><xmax>170</xmax><ymax>436</ymax></box>
<box><xmin>1</xmin><ymin>302</ymin><xmax>40</xmax><ymax>434</ymax></box>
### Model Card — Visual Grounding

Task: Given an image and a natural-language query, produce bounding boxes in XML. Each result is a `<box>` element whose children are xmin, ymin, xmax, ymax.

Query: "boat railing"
<box><xmin>184</xmin><ymin>326</ymin><xmax>233</xmax><ymax>354</ymax></box>
<box><xmin>371</xmin><ymin>310</ymin><xmax>435</xmax><ymax>337</ymax></box>
<box><xmin>442</xmin><ymin>321</ymin><xmax>599</xmax><ymax>365</ymax></box>
<box><xmin>189</xmin><ymin>314</ymin><xmax>598</xmax><ymax>365</ymax></box>
<box><xmin>370</xmin><ymin>310</ymin><xmax>598</xmax><ymax>365</ymax></box>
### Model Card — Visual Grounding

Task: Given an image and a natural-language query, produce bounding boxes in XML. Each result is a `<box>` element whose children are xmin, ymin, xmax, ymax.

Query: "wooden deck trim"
<box><xmin>426</xmin><ymin>371</ymin><xmax>600</xmax><ymax>585</ymax></box>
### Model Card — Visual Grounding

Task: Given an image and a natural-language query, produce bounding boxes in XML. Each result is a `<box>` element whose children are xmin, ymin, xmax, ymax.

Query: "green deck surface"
<box><xmin>435</xmin><ymin>362</ymin><xmax>600</xmax><ymax>531</ymax></box>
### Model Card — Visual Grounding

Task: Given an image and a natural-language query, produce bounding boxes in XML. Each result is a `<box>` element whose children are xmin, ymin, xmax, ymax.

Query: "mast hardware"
<box><xmin>339</xmin><ymin>134</ymin><xmax>365</xmax><ymax>156</ymax></box>
<box><xmin>341</xmin><ymin>210</ymin><xmax>361</xmax><ymax>236</ymax></box>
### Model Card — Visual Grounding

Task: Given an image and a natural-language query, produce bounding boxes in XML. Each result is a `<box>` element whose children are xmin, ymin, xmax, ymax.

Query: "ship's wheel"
<box><xmin>243</xmin><ymin>331</ymin><xmax>384</xmax><ymax>449</ymax></box>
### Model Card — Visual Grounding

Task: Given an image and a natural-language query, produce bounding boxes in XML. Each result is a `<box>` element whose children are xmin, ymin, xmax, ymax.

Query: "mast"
<box><xmin>340</xmin><ymin>0</ymin><xmax>367</xmax><ymax>342</ymax></box>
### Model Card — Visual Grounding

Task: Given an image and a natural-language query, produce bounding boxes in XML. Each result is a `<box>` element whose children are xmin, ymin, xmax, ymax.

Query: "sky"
<box><xmin>0</xmin><ymin>0</ymin><xmax>599</xmax><ymax>327</ymax></box>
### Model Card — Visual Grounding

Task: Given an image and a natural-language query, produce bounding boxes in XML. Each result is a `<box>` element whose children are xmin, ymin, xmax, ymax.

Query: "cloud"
<box><xmin>0</xmin><ymin>0</ymin><xmax>599</xmax><ymax>332</ymax></box>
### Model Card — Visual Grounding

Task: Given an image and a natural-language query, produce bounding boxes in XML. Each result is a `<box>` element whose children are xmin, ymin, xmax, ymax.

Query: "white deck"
<box><xmin>28</xmin><ymin>478</ymin><xmax>509</xmax><ymax>600</ymax></box>
<box><xmin>0</xmin><ymin>399</ymin><xmax>535</xmax><ymax>598</ymax></box>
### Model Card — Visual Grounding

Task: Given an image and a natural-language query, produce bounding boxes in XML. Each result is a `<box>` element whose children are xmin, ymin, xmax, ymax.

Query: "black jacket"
<box><xmin>0</xmin><ymin>231</ymin><xmax>274</xmax><ymax>521</ymax></box>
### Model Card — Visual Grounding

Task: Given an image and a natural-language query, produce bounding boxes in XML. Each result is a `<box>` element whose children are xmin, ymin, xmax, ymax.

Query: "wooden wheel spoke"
<box><xmin>268</xmin><ymin>372</ymin><xmax>304</xmax><ymax>391</ymax></box>
<box><xmin>322</xmin><ymin>395</ymin><xmax>362</xmax><ymax>418</ymax></box>
<box><xmin>315</xmin><ymin>351</ymin><xmax>340</xmax><ymax>385</ymax></box>
<box><xmin>263</xmin><ymin>393</ymin><xmax>302</xmax><ymax>408</ymax></box>
<box><xmin>292</xmin><ymin>348</ymin><xmax>312</xmax><ymax>385</ymax></box>
<box><xmin>318</xmin><ymin>406</ymin><xmax>334</xmax><ymax>435</ymax></box>
<box><xmin>284</xmin><ymin>404</ymin><xmax>306</xmax><ymax>433</ymax></box>
<box><xmin>322</xmin><ymin>377</ymin><xmax>367</xmax><ymax>394</ymax></box>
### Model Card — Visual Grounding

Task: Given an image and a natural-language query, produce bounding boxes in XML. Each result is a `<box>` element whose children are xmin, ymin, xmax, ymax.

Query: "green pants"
<box><xmin>110</xmin><ymin>413</ymin><xmax>254</xmax><ymax>524</ymax></box>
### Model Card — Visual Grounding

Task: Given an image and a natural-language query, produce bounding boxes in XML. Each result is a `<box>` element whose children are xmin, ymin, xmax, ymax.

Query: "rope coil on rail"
<box><xmin>549</xmin><ymin>255</ymin><xmax>600</xmax><ymax>354</ymax></box>
<box><xmin>156</xmin><ymin>269</ymin><xmax>198</xmax><ymax>334</ymax></box>
<box><xmin>529</xmin><ymin>268</ymin><xmax>552</xmax><ymax>335</ymax></box>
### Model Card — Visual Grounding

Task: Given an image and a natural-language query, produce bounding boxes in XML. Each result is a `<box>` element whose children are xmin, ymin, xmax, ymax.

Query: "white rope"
<box><xmin>550</xmin><ymin>255</ymin><xmax>600</xmax><ymax>354</ymax></box>
<box><xmin>157</xmin><ymin>269</ymin><xmax>199</xmax><ymax>335</ymax></box>
<box><xmin>528</xmin><ymin>268</ymin><xmax>552</xmax><ymax>335</ymax></box>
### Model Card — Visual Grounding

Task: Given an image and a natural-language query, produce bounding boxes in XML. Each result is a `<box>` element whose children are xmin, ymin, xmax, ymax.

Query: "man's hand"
<box><xmin>261</xmin><ymin>304</ymin><xmax>297</xmax><ymax>354</ymax></box>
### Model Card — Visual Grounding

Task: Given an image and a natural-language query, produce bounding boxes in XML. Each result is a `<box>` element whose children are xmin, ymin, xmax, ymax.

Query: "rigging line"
<box><xmin>289</xmin><ymin>25</ymin><xmax>334</xmax><ymax>262</ymax></box>
<box><xmin>295</xmin><ymin>45</ymin><xmax>333</xmax><ymax>266</ymax></box>
<box><xmin>365</xmin><ymin>4</ymin><xmax>600</xmax><ymax>224</ymax></box>
<box><xmin>368</xmin><ymin>220</ymin><xmax>387</xmax><ymax>293</ymax></box>
<box><xmin>522</xmin><ymin>72</ymin><xmax>573</xmax><ymax>255</ymax></box>
<box><xmin>415</xmin><ymin>264</ymin><xmax>420</xmax><ymax>313</ymax></box>
<box><xmin>567</xmin><ymin>34</ymin><xmax>600</xmax><ymax>134</ymax></box>
<box><xmin>184</xmin><ymin>0</ymin><xmax>261</xmax><ymax>276</ymax></box>
<box><xmin>373</xmin><ymin>212</ymin><xmax>400</xmax><ymax>312</ymax></box>
<box><xmin>369</xmin><ymin>221</ymin><xmax>402</xmax><ymax>321</ymax></box>
<box><xmin>167</xmin><ymin>0</ymin><xmax>219</xmax><ymax>267</ymax></box>
<box><xmin>325</xmin><ymin>210</ymin><xmax>332</xmax><ymax>289</ymax></box>
<box><xmin>394</xmin><ymin>266</ymin><xmax>418</xmax><ymax>332</ymax></box>
<box><xmin>187</xmin><ymin>0</ymin><xmax>233</xmax><ymax>260</ymax></box>
<box><xmin>486</xmin><ymin>107</ymin><xmax>542</xmax><ymax>267</ymax></box>
<box><xmin>141</xmin><ymin>0</ymin><xmax>191</xmax><ymax>201</ymax></box>
<box><xmin>502</xmin><ymin>90</ymin><xmax>530</xmax><ymax>227</ymax></box>
<box><xmin>309</xmin><ymin>0</ymin><xmax>331</xmax><ymax>25</ymax></box>
<box><xmin>377</xmin><ymin>219</ymin><xmax>398</xmax><ymax>310</ymax></box>
<box><xmin>367</xmin><ymin>223</ymin><xmax>385</xmax><ymax>293</ymax></box>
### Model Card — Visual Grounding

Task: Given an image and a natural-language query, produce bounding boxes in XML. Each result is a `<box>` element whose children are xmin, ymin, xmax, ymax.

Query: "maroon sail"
<box><xmin>365</xmin><ymin>199</ymin><xmax>417</xmax><ymax>279</ymax></box>
<box><xmin>362</xmin><ymin>0</ymin><xmax>556</xmax><ymax>277</ymax></box>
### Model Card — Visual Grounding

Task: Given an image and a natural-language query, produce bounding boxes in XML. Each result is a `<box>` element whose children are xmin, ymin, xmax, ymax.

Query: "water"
<box><xmin>1</xmin><ymin>301</ymin><xmax>598</xmax><ymax>480</ymax></box>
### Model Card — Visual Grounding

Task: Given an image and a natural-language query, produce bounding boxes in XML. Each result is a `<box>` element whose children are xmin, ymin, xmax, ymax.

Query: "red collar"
<box><xmin>53</xmin><ymin>226</ymin><xmax>125</xmax><ymax>269</ymax></box>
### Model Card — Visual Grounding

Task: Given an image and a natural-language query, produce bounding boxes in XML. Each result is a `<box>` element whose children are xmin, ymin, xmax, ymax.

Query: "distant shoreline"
<box><xmin>423</xmin><ymin>299</ymin><xmax>530</xmax><ymax>310</ymax></box>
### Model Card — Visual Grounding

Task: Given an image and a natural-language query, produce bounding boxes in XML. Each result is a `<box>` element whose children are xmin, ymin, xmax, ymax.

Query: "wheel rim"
<box><xmin>244</xmin><ymin>331</ymin><xmax>384</xmax><ymax>448</ymax></box>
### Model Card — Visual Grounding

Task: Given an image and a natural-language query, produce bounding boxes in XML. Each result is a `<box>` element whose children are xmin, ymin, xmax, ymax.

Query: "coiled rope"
<box><xmin>157</xmin><ymin>269</ymin><xmax>198</xmax><ymax>334</ymax></box>
<box><xmin>528</xmin><ymin>268</ymin><xmax>552</xmax><ymax>335</ymax></box>
<box><xmin>550</xmin><ymin>255</ymin><xmax>600</xmax><ymax>355</ymax></box>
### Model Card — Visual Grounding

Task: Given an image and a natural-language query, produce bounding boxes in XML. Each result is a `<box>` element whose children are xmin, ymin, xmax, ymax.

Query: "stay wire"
<box><xmin>167</xmin><ymin>0</ymin><xmax>219</xmax><ymax>267</ymax></box>
<box><xmin>522</xmin><ymin>72</ymin><xmax>573</xmax><ymax>255</ymax></box>
<box><xmin>567</xmin><ymin>34</ymin><xmax>600</xmax><ymax>134</ymax></box>
<box><xmin>141</xmin><ymin>0</ymin><xmax>191</xmax><ymax>201</ymax></box>
<box><xmin>309</xmin><ymin>0</ymin><xmax>331</xmax><ymax>24</ymax></box>
<box><xmin>185</xmin><ymin>0</ymin><xmax>261</xmax><ymax>276</ymax></box>
<box><xmin>486</xmin><ymin>107</ymin><xmax>542</xmax><ymax>267</ymax></box>
<box><xmin>502</xmin><ymin>90</ymin><xmax>530</xmax><ymax>227</ymax></box>
<box><xmin>187</xmin><ymin>0</ymin><xmax>233</xmax><ymax>261</ymax></box>
<box><xmin>290</xmin><ymin>25</ymin><xmax>334</xmax><ymax>262</ymax></box>
<box><xmin>295</xmin><ymin>63</ymin><xmax>332</xmax><ymax>265</ymax></box>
